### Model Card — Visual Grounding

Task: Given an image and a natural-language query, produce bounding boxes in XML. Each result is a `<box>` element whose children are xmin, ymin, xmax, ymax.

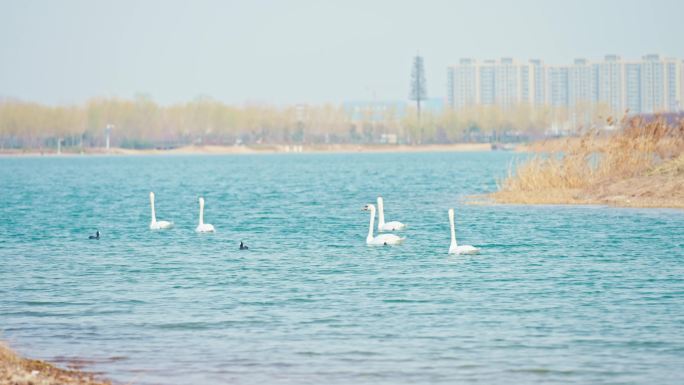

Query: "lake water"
<box><xmin>1</xmin><ymin>152</ymin><xmax>683</xmax><ymax>385</ymax></box>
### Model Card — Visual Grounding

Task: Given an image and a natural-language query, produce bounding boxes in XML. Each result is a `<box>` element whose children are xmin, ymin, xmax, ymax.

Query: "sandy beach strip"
<box><xmin>0</xmin><ymin>343</ymin><xmax>110</xmax><ymax>385</ymax></box>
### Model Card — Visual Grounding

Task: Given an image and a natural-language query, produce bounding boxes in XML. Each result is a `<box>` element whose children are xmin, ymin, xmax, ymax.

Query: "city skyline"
<box><xmin>2</xmin><ymin>0</ymin><xmax>684</xmax><ymax>106</ymax></box>
<box><xmin>447</xmin><ymin>54</ymin><xmax>683</xmax><ymax>115</ymax></box>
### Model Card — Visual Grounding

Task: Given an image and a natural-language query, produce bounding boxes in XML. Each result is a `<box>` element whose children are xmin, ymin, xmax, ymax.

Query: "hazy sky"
<box><xmin>2</xmin><ymin>0</ymin><xmax>683</xmax><ymax>106</ymax></box>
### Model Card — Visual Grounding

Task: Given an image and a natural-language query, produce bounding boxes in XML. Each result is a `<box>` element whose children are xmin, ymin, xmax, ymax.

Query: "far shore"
<box><xmin>0</xmin><ymin>143</ymin><xmax>494</xmax><ymax>157</ymax></box>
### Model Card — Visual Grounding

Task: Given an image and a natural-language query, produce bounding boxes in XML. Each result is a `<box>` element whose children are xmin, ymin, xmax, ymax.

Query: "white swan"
<box><xmin>377</xmin><ymin>196</ymin><xmax>406</xmax><ymax>232</ymax></box>
<box><xmin>448</xmin><ymin>208</ymin><xmax>479</xmax><ymax>254</ymax></box>
<box><xmin>149</xmin><ymin>192</ymin><xmax>173</xmax><ymax>230</ymax></box>
<box><xmin>195</xmin><ymin>197</ymin><xmax>215</xmax><ymax>233</ymax></box>
<box><xmin>364</xmin><ymin>204</ymin><xmax>404</xmax><ymax>245</ymax></box>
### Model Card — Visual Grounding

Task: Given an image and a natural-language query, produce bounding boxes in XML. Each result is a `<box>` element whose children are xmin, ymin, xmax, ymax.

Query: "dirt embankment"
<box><xmin>0</xmin><ymin>343</ymin><xmax>110</xmax><ymax>385</ymax></box>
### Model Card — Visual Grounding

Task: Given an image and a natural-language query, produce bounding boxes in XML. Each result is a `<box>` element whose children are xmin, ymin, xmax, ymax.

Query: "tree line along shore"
<box><xmin>0</xmin><ymin>97</ymin><xmax>611</xmax><ymax>151</ymax></box>
<box><xmin>0</xmin><ymin>143</ymin><xmax>493</xmax><ymax>156</ymax></box>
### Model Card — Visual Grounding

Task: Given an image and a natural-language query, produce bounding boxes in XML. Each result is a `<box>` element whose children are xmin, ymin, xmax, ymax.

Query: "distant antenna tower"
<box><xmin>409</xmin><ymin>54</ymin><xmax>427</xmax><ymax>122</ymax></box>
<box><xmin>105</xmin><ymin>124</ymin><xmax>114</xmax><ymax>151</ymax></box>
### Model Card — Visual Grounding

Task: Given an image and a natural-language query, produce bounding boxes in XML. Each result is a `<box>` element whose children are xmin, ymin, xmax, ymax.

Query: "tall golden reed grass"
<box><xmin>492</xmin><ymin>116</ymin><xmax>684</xmax><ymax>207</ymax></box>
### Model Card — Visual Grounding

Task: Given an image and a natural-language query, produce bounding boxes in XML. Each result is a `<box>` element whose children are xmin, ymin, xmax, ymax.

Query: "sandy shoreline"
<box><xmin>0</xmin><ymin>343</ymin><xmax>109</xmax><ymax>385</ymax></box>
<box><xmin>0</xmin><ymin>143</ymin><xmax>493</xmax><ymax>157</ymax></box>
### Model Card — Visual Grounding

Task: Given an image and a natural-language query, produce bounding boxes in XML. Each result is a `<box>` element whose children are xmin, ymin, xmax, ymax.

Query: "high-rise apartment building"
<box><xmin>624</xmin><ymin>62</ymin><xmax>641</xmax><ymax>113</ymax></box>
<box><xmin>495</xmin><ymin>58</ymin><xmax>519</xmax><ymax>108</ymax></box>
<box><xmin>664</xmin><ymin>57</ymin><xmax>680</xmax><ymax>112</ymax></box>
<box><xmin>446</xmin><ymin>58</ymin><xmax>479</xmax><ymax>110</ymax></box>
<box><xmin>568</xmin><ymin>59</ymin><xmax>593</xmax><ymax>108</ymax></box>
<box><xmin>641</xmin><ymin>54</ymin><xmax>665</xmax><ymax>114</ymax></box>
<box><xmin>530</xmin><ymin>59</ymin><xmax>546</xmax><ymax>107</ymax></box>
<box><xmin>547</xmin><ymin>66</ymin><xmax>569</xmax><ymax>107</ymax></box>
<box><xmin>478</xmin><ymin>60</ymin><xmax>496</xmax><ymax>106</ymax></box>
<box><xmin>595</xmin><ymin>55</ymin><xmax>625</xmax><ymax>113</ymax></box>
<box><xmin>447</xmin><ymin>58</ymin><xmax>538</xmax><ymax>110</ymax></box>
<box><xmin>681</xmin><ymin>60</ymin><xmax>684</xmax><ymax>111</ymax></box>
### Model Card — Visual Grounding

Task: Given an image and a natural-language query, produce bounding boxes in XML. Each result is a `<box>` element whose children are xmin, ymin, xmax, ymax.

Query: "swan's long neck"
<box><xmin>150</xmin><ymin>193</ymin><xmax>157</xmax><ymax>223</ymax></box>
<box><xmin>199</xmin><ymin>198</ymin><xmax>205</xmax><ymax>226</ymax></box>
<box><xmin>367</xmin><ymin>205</ymin><xmax>375</xmax><ymax>241</ymax></box>
<box><xmin>377</xmin><ymin>197</ymin><xmax>385</xmax><ymax>227</ymax></box>
<box><xmin>449</xmin><ymin>208</ymin><xmax>457</xmax><ymax>248</ymax></box>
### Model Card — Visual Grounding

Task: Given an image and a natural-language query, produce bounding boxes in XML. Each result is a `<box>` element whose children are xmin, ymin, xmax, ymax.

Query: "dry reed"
<box><xmin>491</xmin><ymin>116</ymin><xmax>684</xmax><ymax>208</ymax></box>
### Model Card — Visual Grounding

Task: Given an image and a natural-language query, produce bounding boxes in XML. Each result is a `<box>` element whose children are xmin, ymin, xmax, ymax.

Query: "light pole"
<box><xmin>105</xmin><ymin>124</ymin><xmax>114</xmax><ymax>152</ymax></box>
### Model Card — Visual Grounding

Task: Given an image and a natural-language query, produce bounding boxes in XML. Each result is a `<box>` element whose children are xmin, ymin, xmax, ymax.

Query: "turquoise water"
<box><xmin>1</xmin><ymin>152</ymin><xmax>683</xmax><ymax>385</ymax></box>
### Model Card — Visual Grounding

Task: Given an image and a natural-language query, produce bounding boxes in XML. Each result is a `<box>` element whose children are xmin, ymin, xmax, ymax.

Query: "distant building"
<box><xmin>663</xmin><ymin>56</ymin><xmax>680</xmax><ymax>113</ymax></box>
<box><xmin>594</xmin><ymin>55</ymin><xmax>625</xmax><ymax>113</ymax></box>
<box><xmin>343</xmin><ymin>100</ymin><xmax>407</xmax><ymax>122</ymax></box>
<box><xmin>547</xmin><ymin>66</ymin><xmax>569</xmax><ymax>107</ymax></box>
<box><xmin>641</xmin><ymin>54</ymin><xmax>663</xmax><ymax>113</ymax></box>
<box><xmin>447</xmin><ymin>58</ymin><xmax>479</xmax><ymax>109</ymax></box>
<box><xmin>568</xmin><ymin>58</ymin><xmax>593</xmax><ymax>108</ymax></box>
<box><xmin>380</xmin><ymin>133</ymin><xmax>398</xmax><ymax>144</ymax></box>
<box><xmin>530</xmin><ymin>59</ymin><xmax>546</xmax><ymax>107</ymax></box>
<box><xmin>479</xmin><ymin>60</ymin><xmax>496</xmax><ymax>106</ymax></box>
<box><xmin>681</xmin><ymin>60</ymin><xmax>684</xmax><ymax>111</ymax></box>
<box><xmin>624</xmin><ymin>61</ymin><xmax>641</xmax><ymax>113</ymax></box>
<box><xmin>447</xmin><ymin>58</ymin><xmax>537</xmax><ymax>110</ymax></box>
<box><xmin>446</xmin><ymin>54</ymin><xmax>683</xmax><ymax>115</ymax></box>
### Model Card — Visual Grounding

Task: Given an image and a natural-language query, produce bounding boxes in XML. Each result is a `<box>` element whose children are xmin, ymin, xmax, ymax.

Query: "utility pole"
<box><xmin>409</xmin><ymin>54</ymin><xmax>427</xmax><ymax>143</ymax></box>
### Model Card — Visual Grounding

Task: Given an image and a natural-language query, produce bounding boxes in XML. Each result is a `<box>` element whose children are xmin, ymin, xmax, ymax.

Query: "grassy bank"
<box><xmin>0</xmin><ymin>344</ymin><xmax>109</xmax><ymax>385</ymax></box>
<box><xmin>490</xmin><ymin>117</ymin><xmax>684</xmax><ymax>208</ymax></box>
